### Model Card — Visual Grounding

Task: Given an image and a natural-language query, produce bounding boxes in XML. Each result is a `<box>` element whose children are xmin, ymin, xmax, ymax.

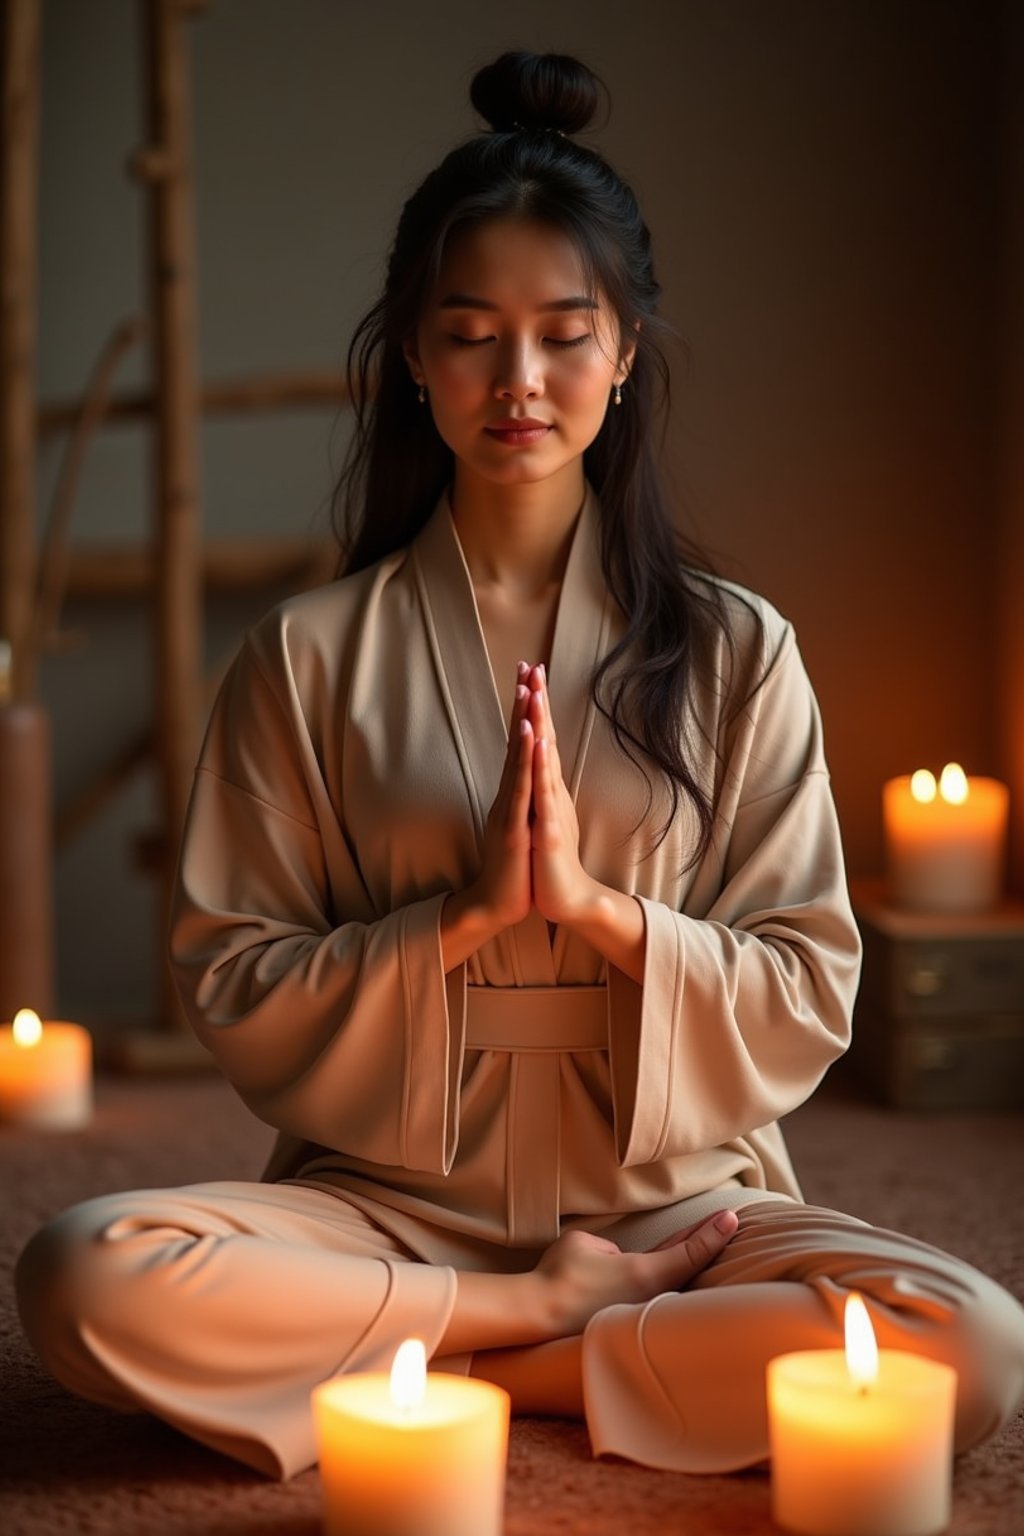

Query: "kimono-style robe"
<box><xmin>23</xmin><ymin>484</ymin><xmax>1024</xmax><ymax>1484</ymax></box>
<box><xmin>170</xmin><ymin>479</ymin><xmax>863</xmax><ymax>1264</ymax></box>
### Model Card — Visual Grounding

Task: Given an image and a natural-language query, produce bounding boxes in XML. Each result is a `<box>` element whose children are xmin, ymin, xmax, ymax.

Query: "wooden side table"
<box><xmin>844</xmin><ymin>878</ymin><xmax>1024</xmax><ymax>1110</ymax></box>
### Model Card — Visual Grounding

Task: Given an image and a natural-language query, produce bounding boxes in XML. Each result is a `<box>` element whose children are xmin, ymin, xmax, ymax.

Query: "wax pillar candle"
<box><xmin>0</xmin><ymin>1009</ymin><xmax>93</xmax><ymax>1129</ymax></box>
<box><xmin>883</xmin><ymin>764</ymin><xmax>1009</xmax><ymax>912</ymax></box>
<box><xmin>768</xmin><ymin>1294</ymin><xmax>957</xmax><ymax>1536</ymax></box>
<box><xmin>312</xmin><ymin>1338</ymin><xmax>509</xmax><ymax>1536</ymax></box>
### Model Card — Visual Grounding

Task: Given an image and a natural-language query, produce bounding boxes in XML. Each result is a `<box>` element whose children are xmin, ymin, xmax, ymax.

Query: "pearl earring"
<box><xmin>418</xmin><ymin>385</ymin><xmax>426</xmax><ymax>404</ymax></box>
<box><xmin>614</xmin><ymin>383</ymin><xmax>622</xmax><ymax>406</ymax></box>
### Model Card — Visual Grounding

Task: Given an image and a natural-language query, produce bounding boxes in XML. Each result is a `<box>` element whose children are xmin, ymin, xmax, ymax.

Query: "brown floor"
<box><xmin>1</xmin><ymin>1066</ymin><xmax>1022</xmax><ymax>1535</ymax></box>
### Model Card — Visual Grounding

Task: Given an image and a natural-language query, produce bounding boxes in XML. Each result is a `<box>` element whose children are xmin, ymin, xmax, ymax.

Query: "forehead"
<box><xmin>429</xmin><ymin>217</ymin><xmax>595</xmax><ymax>304</ymax></box>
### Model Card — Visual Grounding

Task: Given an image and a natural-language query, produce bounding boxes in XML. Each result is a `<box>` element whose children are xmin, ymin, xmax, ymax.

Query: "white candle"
<box><xmin>312</xmin><ymin>1338</ymin><xmax>509</xmax><ymax>1536</ymax></box>
<box><xmin>768</xmin><ymin>1294</ymin><xmax>957</xmax><ymax>1536</ymax></box>
<box><xmin>0</xmin><ymin>1008</ymin><xmax>92</xmax><ymax>1129</ymax></box>
<box><xmin>883</xmin><ymin>764</ymin><xmax>1009</xmax><ymax>912</ymax></box>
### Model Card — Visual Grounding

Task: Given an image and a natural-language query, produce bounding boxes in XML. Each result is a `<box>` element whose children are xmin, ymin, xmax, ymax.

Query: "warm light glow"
<box><xmin>845</xmin><ymin>1293</ymin><xmax>879</xmax><ymax>1387</ymax></box>
<box><xmin>910</xmin><ymin>769</ymin><xmax>937</xmax><ymax>804</ymax></box>
<box><xmin>939</xmin><ymin>763</ymin><xmax>969</xmax><ymax>805</ymax></box>
<box><xmin>12</xmin><ymin>1009</ymin><xmax>43</xmax><ymax>1048</ymax></box>
<box><xmin>390</xmin><ymin>1338</ymin><xmax>427</xmax><ymax>1411</ymax></box>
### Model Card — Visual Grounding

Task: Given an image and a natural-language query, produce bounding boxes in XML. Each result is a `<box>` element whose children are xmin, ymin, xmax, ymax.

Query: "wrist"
<box><xmin>522</xmin><ymin>1265</ymin><xmax>570</xmax><ymax>1343</ymax></box>
<box><xmin>440</xmin><ymin>885</ymin><xmax>504</xmax><ymax>972</ymax></box>
<box><xmin>561</xmin><ymin>881</ymin><xmax>647</xmax><ymax>986</ymax></box>
<box><xmin>559</xmin><ymin>875</ymin><xmax>612</xmax><ymax>936</ymax></box>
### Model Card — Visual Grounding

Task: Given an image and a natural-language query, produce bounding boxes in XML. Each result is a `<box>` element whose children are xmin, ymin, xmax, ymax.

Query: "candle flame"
<box><xmin>939</xmin><ymin>763</ymin><xmax>968</xmax><ymax>805</ymax></box>
<box><xmin>390</xmin><ymin>1338</ymin><xmax>427</xmax><ymax>1411</ymax></box>
<box><xmin>12</xmin><ymin>1009</ymin><xmax>43</xmax><ymax>1048</ymax></box>
<box><xmin>845</xmin><ymin>1293</ymin><xmax>878</xmax><ymax>1387</ymax></box>
<box><xmin>910</xmin><ymin>769</ymin><xmax>937</xmax><ymax>804</ymax></box>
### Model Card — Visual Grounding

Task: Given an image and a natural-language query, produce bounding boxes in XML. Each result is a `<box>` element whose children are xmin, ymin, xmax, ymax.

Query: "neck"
<box><xmin>449</xmin><ymin>462</ymin><xmax>586</xmax><ymax>599</ymax></box>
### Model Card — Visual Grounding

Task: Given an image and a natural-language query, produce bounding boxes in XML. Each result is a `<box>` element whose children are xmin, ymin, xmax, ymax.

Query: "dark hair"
<box><xmin>331</xmin><ymin>50</ymin><xmax>755</xmax><ymax>867</ymax></box>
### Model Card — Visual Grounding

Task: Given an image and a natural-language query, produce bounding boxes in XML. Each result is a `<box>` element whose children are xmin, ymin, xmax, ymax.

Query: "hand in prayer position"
<box><xmin>472</xmin><ymin>660</ymin><xmax>595</xmax><ymax>929</ymax></box>
<box><xmin>443</xmin><ymin>659</ymin><xmax>646</xmax><ymax>981</ymax></box>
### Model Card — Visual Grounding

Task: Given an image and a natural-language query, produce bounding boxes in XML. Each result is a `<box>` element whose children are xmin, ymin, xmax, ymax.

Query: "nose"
<box><xmin>493</xmin><ymin>337</ymin><xmax>544</xmax><ymax>401</ymax></box>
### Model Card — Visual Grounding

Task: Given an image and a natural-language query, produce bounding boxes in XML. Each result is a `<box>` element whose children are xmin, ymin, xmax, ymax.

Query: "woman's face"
<box><xmin>404</xmin><ymin>217</ymin><xmax>635</xmax><ymax>488</ymax></box>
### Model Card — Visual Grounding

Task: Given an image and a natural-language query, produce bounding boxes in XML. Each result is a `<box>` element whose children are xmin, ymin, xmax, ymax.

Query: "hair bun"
<box><xmin>470</xmin><ymin>51</ymin><xmax>602</xmax><ymax>136</ymax></box>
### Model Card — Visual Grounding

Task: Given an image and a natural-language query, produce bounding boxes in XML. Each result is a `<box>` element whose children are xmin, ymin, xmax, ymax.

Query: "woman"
<box><xmin>16</xmin><ymin>50</ymin><xmax>1024</xmax><ymax>1482</ymax></box>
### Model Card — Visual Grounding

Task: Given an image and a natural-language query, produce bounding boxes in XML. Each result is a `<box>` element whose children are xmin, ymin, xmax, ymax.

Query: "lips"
<box><xmin>483</xmin><ymin>421</ymin><xmax>552</xmax><ymax>444</ymax></box>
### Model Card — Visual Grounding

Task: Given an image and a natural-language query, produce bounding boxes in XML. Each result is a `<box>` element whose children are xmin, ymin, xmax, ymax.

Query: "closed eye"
<box><xmin>448</xmin><ymin>335</ymin><xmax>591</xmax><ymax>349</ymax></box>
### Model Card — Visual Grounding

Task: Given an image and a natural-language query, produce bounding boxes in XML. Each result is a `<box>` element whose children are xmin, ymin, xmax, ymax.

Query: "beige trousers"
<box><xmin>14</xmin><ymin>1179</ymin><xmax>1024</xmax><ymax>1481</ymax></box>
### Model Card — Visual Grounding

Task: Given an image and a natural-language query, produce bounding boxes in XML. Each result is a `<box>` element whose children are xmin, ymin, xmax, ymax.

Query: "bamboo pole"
<box><xmin>0</xmin><ymin>0</ymin><xmax>54</xmax><ymax>1023</ymax></box>
<box><xmin>0</xmin><ymin>0</ymin><xmax>40</xmax><ymax>698</ymax></box>
<box><xmin>31</xmin><ymin>316</ymin><xmax>147</xmax><ymax>664</ymax></box>
<box><xmin>38</xmin><ymin>367</ymin><xmax>350</xmax><ymax>434</ymax></box>
<box><xmin>63</xmin><ymin>535</ymin><xmax>337</xmax><ymax>596</ymax></box>
<box><xmin>131</xmin><ymin>0</ymin><xmax>207</xmax><ymax>1034</ymax></box>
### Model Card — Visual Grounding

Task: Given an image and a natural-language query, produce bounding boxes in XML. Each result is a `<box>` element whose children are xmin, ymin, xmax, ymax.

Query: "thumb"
<box><xmin>647</xmin><ymin>1209</ymin><xmax>738</xmax><ymax>1289</ymax></box>
<box><xmin>651</xmin><ymin>1208</ymin><xmax>739</xmax><ymax>1252</ymax></box>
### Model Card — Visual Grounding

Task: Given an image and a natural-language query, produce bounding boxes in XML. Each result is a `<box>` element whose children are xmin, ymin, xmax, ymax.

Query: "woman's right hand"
<box><xmin>439</xmin><ymin>664</ymin><xmax>537</xmax><ymax>970</ymax></box>
<box><xmin>531</xmin><ymin>1212</ymin><xmax>740</xmax><ymax>1339</ymax></box>
<box><xmin>466</xmin><ymin>663</ymin><xmax>537</xmax><ymax>929</ymax></box>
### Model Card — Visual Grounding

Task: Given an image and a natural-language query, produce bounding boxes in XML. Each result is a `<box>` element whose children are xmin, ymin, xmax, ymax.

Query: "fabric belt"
<box><xmin>465</xmin><ymin>985</ymin><xmax>608</xmax><ymax>1247</ymax></box>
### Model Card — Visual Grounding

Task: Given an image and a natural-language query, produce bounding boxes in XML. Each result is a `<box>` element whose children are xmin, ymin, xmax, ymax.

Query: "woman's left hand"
<box><xmin>526</xmin><ymin>665</ymin><xmax>597</xmax><ymax>923</ymax></box>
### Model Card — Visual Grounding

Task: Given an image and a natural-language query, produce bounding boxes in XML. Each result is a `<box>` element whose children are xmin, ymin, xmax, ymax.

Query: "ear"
<box><xmin>618</xmin><ymin>318</ymin><xmax>641</xmax><ymax>383</ymax></box>
<box><xmin>402</xmin><ymin>337</ymin><xmax>424</xmax><ymax>387</ymax></box>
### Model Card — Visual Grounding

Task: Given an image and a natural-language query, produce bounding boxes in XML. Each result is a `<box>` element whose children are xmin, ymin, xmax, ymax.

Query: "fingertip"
<box><xmin>713</xmin><ymin>1210</ymin><xmax>739</xmax><ymax>1237</ymax></box>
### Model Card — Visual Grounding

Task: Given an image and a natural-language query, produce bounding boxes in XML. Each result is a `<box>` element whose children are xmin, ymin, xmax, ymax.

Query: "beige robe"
<box><xmin>21</xmin><ymin>543</ymin><xmax>1024</xmax><ymax>1484</ymax></box>
<box><xmin>169</xmin><ymin>480</ymin><xmax>863</xmax><ymax>1264</ymax></box>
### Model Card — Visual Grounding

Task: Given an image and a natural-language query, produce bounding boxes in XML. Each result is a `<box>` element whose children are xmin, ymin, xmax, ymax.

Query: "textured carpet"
<box><xmin>1</xmin><ymin>1067</ymin><xmax>1022</xmax><ymax>1535</ymax></box>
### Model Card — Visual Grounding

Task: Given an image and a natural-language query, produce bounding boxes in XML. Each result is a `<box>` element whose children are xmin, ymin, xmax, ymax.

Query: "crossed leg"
<box><xmin>471</xmin><ymin>1196</ymin><xmax>1024</xmax><ymax>1473</ymax></box>
<box><xmin>15</xmin><ymin>1181</ymin><xmax>1024</xmax><ymax>1482</ymax></box>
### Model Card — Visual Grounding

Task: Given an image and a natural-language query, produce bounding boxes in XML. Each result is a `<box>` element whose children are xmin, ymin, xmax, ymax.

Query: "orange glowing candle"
<box><xmin>883</xmin><ymin>764</ymin><xmax>1009</xmax><ymax>912</ymax></box>
<box><xmin>0</xmin><ymin>1008</ymin><xmax>93</xmax><ymax>1128</ymax></box>
<box><xmin>312</xmin><ymin>1338</ymin><xmax>509</xmax><ymax>1536</ymax></box>
<box><xmin>768</xmin><ymin>1294</ymin><xmax>957</xmax><ymax>1536</ymax></box>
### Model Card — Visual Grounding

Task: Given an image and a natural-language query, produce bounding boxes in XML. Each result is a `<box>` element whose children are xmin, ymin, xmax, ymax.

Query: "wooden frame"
<box><xmin>1</xmin><ymin>0</ymin><xmax>350</xmax><ymax>1057</ymax></box>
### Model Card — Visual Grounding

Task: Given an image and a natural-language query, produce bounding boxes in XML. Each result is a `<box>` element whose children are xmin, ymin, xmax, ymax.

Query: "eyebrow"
<box><xmin>437</xmin><ymin>293</ymin><xmax>598</xmax><ymax>313</ymax></box>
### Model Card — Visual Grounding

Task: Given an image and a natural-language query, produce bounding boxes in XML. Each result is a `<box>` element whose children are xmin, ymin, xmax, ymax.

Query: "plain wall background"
<box><xmin>32</xmin><ymin>0</ymin><xmax>1021</xmax><ymax>1028</ymax></box>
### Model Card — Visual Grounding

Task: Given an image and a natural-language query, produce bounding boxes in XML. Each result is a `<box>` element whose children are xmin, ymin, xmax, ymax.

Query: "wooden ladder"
<box><xmin>0</xmin><ymin>0</ymin><xmax>345</xmax><ymax>1066</ymax></box>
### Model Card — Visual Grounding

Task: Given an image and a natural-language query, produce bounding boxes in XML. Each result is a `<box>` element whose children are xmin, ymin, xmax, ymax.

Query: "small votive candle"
<box><xmin>312</xmin><ymin>1338</ymin><xmax>510</xmax><ymax>1536</ymax></box>
<box><xmin>883</xmin><ymin>764</ymin><xmax>1009</xmax><ymax>912</ymax></box>
<box><xmin>0</xmin><ymin>1009</ymin><xmax>93</xmax><ymax>1129</ymax></box>
<box><xmin>768</xmin><ymin>1294</ymin><xmax>957</xmax><ymax>1536</ymax></box>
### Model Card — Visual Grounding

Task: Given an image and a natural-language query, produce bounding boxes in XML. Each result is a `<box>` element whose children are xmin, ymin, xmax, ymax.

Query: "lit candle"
<box><xmin>0</xmin><ymin>1009</ymin><xmax>93</xmax><ymax>1129</ymax></box>
<box><xmin>883</xmin><ymin>764</ymin><xmax>1009</xmax><ymax>912</ymax></box>
<box><xmin>312</xmin><ymin>1337</ymin><xmax>509</xmax><ymax>1536</ymax></box>
<box><xmin>767</xmin><ymin>1294</ymin><xmax>957</xmax><ymax>1536</ymax></box>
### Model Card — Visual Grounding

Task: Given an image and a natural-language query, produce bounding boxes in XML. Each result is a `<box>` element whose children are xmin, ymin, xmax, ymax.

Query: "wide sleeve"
<box><xmin>607</xmin><ymin>616</ymin><xmax>862</xmax><ymax>1167</ymax></box>
<box><xmin>168</xmin><ymin>625</ymin><xmax>466</xmax><ymax>1175</ymax></box>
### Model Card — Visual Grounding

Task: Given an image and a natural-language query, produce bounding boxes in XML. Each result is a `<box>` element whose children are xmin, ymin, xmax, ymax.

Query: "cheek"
<box><xmin>429</xmin><ymin>354</ymin><xmax>492</xmax><ymax>410</ymax></box>
<box><xmin>557</xmin><ymin>364</ymin><xmax>616</xmax><ymax>417</ymax></box>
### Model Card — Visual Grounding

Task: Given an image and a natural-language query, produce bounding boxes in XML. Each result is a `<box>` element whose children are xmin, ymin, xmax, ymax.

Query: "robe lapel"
<box><xmin>545</xmin><ymin>481</ymin><xmax>615</xmax><ymax>800</ymax></box>
<box><xmin>412</xmin><ymin>491</ymin><xmax>508</xmax><ymax>844</ymax></box>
